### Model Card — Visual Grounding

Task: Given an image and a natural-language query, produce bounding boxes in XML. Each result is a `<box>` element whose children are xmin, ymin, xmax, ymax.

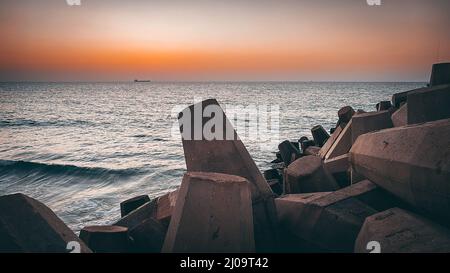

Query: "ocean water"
<box><xmin>0</xmin><ymin>82</ymin><xmax>424</xmax><ymax>232</ymax></box>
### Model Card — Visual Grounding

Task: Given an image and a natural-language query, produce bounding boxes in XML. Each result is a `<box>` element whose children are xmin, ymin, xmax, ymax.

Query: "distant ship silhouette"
<box><xmin>134</xmin><ymin>79</ymin><xmax>151</xmax><ymax>82</ymax></box>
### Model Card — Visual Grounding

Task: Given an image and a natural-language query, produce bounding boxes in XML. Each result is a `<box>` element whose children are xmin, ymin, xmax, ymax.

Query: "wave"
<box><xmin>0</xmin><ymin>119</ymin><xmax>95</xmax><ymax>128</ymax></box>
<box><xmin>0</xmin><ymin>159</ymin><xmax>145</xmax><ymax>179</ymax></box>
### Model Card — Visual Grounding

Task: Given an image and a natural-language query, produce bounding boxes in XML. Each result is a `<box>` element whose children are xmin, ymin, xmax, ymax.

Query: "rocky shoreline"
<box><xmin>1</xmin><ymin>63</ymin><xmax>449</xmax><ymax>253</ymax></box>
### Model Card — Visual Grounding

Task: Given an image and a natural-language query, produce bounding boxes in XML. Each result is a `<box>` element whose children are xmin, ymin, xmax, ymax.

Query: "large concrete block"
<box><xmin>278</xmin><ymin>140</ymin><xmax>301</xmax><ymax>166</ymax></box>
<box><xmin>407</xmin><ymin>84</ymin><xmax>450</xmax><ymax>125</ymax></box>
<box><xmin>355</xmin><ymin>208</ymin><xmax>450</xmax><ymax>253</ymax></box>
<box><xmin>276</xmin><ymin>184</ymin><xmax>380</xmax><ymax>252</ymax></box>
<box><xmin>284</xmin><ymin>155</ymin><xmax>339</xmax><ymax>194</ymax></box>
<box><xmin>324</xmin><ymin>120</ymin><xmax>352</xmax><ymax>160</ymax></box>
<box><xmin>0</xmin><ymin>193</ymin><xmax>91</xmax><ymax>253</ymax></box>
<box><xmin>350</xmin><ymin>119</ymin><xmax>450</xmax><ymax>224</ymax></box>
<box><xmin>351</xmin><ymin>110</ymin><xmax>393</xmax><ymax>144</ymax></box>
<box><xmin>178</xmin><ymin>99</ymin><xmax>278</xmax><ymax>252</ymax></box>
<box><xmin>120</xmin><ymin>195</ymin><xmax>150</xmax><ymax>217</ymax></box>
<box><xmin>129</xmin><ymin>218</ymin><xmax>166</xmax><ymax>253</ymax></box>
<box><xmin>338</xmin><ymin>106</ymin><xmax>355</xmax><ymax>124</ymax></box>
<box><xmin>324</xmin><ymin>154</ymin><xmax>350</xmax><ymax>188</ymax></box>
<box><xmin>319</xmin><ymin>123</ymin><xmax>345</xmax><ymax>159</ymax></box>
<box><xmin>162</xmin><ymin>172</ymin><xmax>255</xmax><ymax>253</ymax></box>
<box><xmin>115</xmin><ymin>199</ymin><xmax>157</xmax><ymax>230</ymax></box>
<box><xmin>304</xmin><ymin>146</ymin><xmax>321</xmax><ymax>156</ymax></box>
<box><xmin>391</xmin><ymin>103</ymin><xmax>407</xmax><ymax>127</ymax></box>
<box><xmin>311</xmin><ymin>125</ymin><xmax>330</xmax><ymax>147</ymax></box>
<box><xmin>80</xmin><ymin>225</ymin><xmax>130</xmax><ymax>253</ymax></box>
<box><xmin>376</xmin><ymin>101</ymin><xmax>392</xmax><ymax>111</ymax></box>
<box><xmin>430</xmin><ymin>62</ymin><xmax>450</xmax><ymax>87</ymax></box>
<box><xmin>155</xmin><ymin>189</ymin><xmax>179</xmax><ymax>227</ymax></box>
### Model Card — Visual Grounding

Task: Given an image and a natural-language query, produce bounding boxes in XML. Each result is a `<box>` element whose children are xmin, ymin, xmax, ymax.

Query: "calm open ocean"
<box><xmin>0</xmin><ymin>82</ymin><xmax>424</xmax><ymax>232</ymax></box>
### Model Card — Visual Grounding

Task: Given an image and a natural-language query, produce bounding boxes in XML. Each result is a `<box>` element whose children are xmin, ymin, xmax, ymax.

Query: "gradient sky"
<box><xmin>1</xmin><ymin>0</ymin><xmax>449</xmax><ymax>81</ymax></box>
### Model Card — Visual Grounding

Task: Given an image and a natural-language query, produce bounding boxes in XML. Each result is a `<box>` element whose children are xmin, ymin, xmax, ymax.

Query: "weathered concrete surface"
<box><xmin>300</xmin><ymin>139</ymin><xmax>316</xmax><ymax>153</ymax></box>
<box><xmin>277</xmin><ymin>180</ymin><xmax>403</xmax><ymax>252</ymax></box>
<box><xmin>351</xmin><ymin>110</ymin><xmax>393</xmax><ymax>144</ymax></box>
<box><xmin>178</xmin><ymin>99</ymin><xmax>278</xmax><ymax>252</ymax></box>
<box><xmin>79</xmin><ymin>225</ymin><xmax>130</xmax><ymax>253</ymax></box>
<box><xmin>162</xmin><ymin>172</ymin><xmax>255</xmax><ymax>253</ymax></box>
<box><xmin>376</xmin><ymin>101</ymin><xmax>392</xmax><ymax>111</ymax></box>
<box><xmin>276</xmin><ymin>189</ymin><xmax>376</xmax><ymax>252</ymax></box>
<box><xmin>338</xmin><ymin>106</ymin><xmax>355</xmax><ymax>124</ymax></box>
<box><xmin>120</xmin><ymin>195</ymin><xmax>150</xmax><ymax>217</ymax></box>
<box><xmin>278</xmin><ymin>140</ymin><xmax>301</xmax><ymax>166</ymax></box>
<box><xmin>319</xmin><ymin>123</ymin><xmax>344</xmax><ymax>159</ymax></box>
<box><xmin>392</xmin><ymin>89</ymin><xmax>415</xmax><ymax>108</ymax></box>
<box><xmin>430</xmin><ymin>62</ymin><xmax>450</xmax><ymax>87</ymax></box>
<box><xmin>355</xmin><ymin>208</ymin><xmax>450</xmax><ymax>253</ymax></box>
<box><xmin>155</xmin><ymin>189</ymin><xmax>179</xmax><ymax>227</ymax></box>
<box><xmin>324</xmin><ymin>120</ymin><xmax>352</xmax><ymax>160</ymax></box>
<box><xmin>129</xmin><ymin>218</ymin><xmax>166</xmax><ymax>253</ymax></box>
<box><xmin>304</xmin><ymin>146</ymin><xmax>321</xmax><ymax>156</ymax></box>
<box><xmin>311</xmin><ymin>125</ymin><xmax>330</xmax><ymax>147</ymax></box>
<box><xmin>324</xmin><ymin>153</ymin><xmax>349</xmax><ymax>174</ymax></box>
<box><xmin>350</xmin><ymin>119</ymin><xmax>450</xmax><ymax>223</ymax></box>
<box><xmin>407</xmin><ymin>84</ymin><xmax>450</xmax><ymax>125</ymax></box>
<box><xmin>391</xmin><ymin>103</ymin><xmax>407</xmax><ymax>127</ymax></box>
<box><xmin>115</xmin><ymin>199</ymin><xmax>157</xmax><ymax>230</ymax></box>
<box><xmin>284</xmin><ymin>156</ymin><xmax>339</xmax><ymax>194</ymax></box>
<box><xmin>0</xmin><ymin>193</ymin><xmax>91</xmax><ymax>253</ymax></box>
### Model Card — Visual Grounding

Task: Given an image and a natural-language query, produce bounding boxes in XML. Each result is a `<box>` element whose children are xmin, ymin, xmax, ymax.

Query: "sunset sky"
<box><xmin>1</xmin><ymin>0</ymin><xmax>449</xmax><ymax>82</ymax></box>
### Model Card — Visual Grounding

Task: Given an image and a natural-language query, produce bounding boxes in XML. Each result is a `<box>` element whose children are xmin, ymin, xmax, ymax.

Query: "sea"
<box><xmin>0</xmin><ymin>82</ymin><xmax>425</xmax><ymax>232</ymax></box>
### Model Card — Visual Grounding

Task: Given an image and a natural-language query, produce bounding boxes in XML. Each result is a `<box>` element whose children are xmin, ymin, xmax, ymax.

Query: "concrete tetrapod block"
<box><xmin>350</xmin><ymin>119</ymin><xmax>450</xmax><ymax>224</ymax></box>
<box><xmin>324</xmin><ymin>153</ymin><xmax>350</xmax><ymax>188</ymax></box>
<box><xmin>0</xmin><ymin>193</ymin><xmax>91</xmax><ymax>253</ymax></box>
<box><xmin>311</xmin><ymin>125</ymin><xmax>330</xmax><ymax>147</ymax></box>
<box><xmin>278</xmin><ymin>140</ymin><xmax>301</xmax><ymax>166</ymax></box>
<box><xmin>115</xmin><ymin>199</ymin><xmax>157</xmax><ymax>230</ymax></box>
<box><xmin>178</xmin><ymin>99</ymin><xmax>278</xmax><ymax>252</ymax></box>
<box><xmin>276</xmin><ymin>182</ymin><xmax>385</xmax><ymax>252</ymax></box>
<box><xmin>391</xmin><ymin>103</ymin><xmax>407</xmax><ymax>127</ymax></box>
<box><xmin>355</xmin><ymin>208</ymin><xmax>450</xmax><ymax>253</ymax></box>
<box><xmin>129</xmin><ymin>218</ymin><xmax>166</xmax><ymax>253</ymax></box>
<box><xmin>407</xmin><ymin>84</ymin><xmax>450</xmax><ymax>125</ymax></box>
<box><xmin>120</xmin><ymin>195</ymin><xmax>151</xmax><ymax>217</ymax></box>
<box><xmin>351</xmin><ymin>110</ymin><xmax>393</xmax><ymax>144</ymax></box>
<box><xmin>319</xmin><ymin>123</ymin><xmax>345</xmax><ymax>159</ymax></box>
<box><xmin>155</xmin><ymin>189</ymin><xmax>179</xmax><ymax>227</ymax></box>
<box><xmin>376</xmin><ymin>101</ymin><xmax>392</xmax><ymax>111</ymax></box>
<box><xmin>79</xmin><ymin>225</ymin><xmax>130</xmax><ymax>253</ymax></box>
<box><xmin>304</xmin><ymin>146</ymin><xmax>321</xmax><ymax>156</ymax></box>
<box><xmin>324</xmin><ymin>120</ymin><xmax>352</xmax><ymax>160</ymax></box>
<box><xmin>338</xmin><ymin>106</ymin><xmax>355</xmax><ymax>124</ymax></box>
<box><xmin>284</xmin><ymin>155</ymin><xmax>339</xmax><ymax>194</ymax></box>
<box><xmin>430</xmin><ymin>62</ymin><xmax>450</xmax><ymax>87</ymax></box>
<box><xmin>162</xmin><ymin>172</ymin><xmax>255</xmax><ymax>253</ymax></box>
